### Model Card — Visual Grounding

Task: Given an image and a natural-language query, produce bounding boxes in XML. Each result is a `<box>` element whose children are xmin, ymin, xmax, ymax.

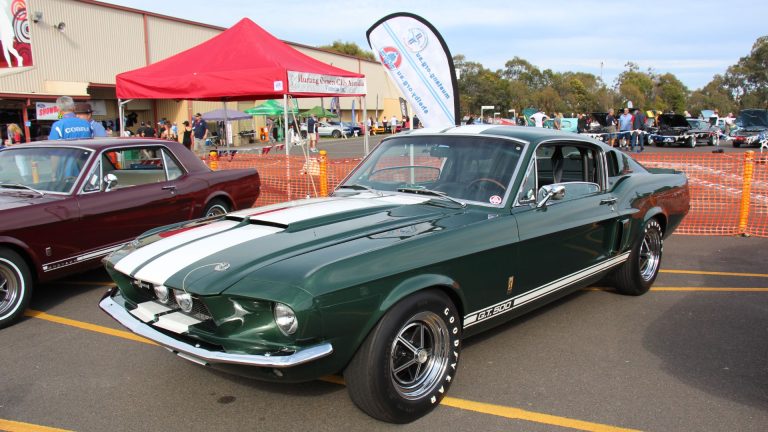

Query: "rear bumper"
<box><xmin>99</xmin><ymin>287</ymin><xmax>333</xmax><ymax>368</ymax></box>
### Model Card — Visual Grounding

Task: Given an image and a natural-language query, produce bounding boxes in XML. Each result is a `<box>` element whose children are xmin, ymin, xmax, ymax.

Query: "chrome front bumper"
<box><xmin>99</xmin><ymin>289</ymin><xmax>333</xmax><ymax>368</ymax></box>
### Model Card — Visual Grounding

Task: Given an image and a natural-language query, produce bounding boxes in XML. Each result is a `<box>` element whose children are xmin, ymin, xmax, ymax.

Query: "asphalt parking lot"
<box><xmin>1</xmin><ymin>234</ymin><xmax>766</xmax><ymax>432</ymax></box>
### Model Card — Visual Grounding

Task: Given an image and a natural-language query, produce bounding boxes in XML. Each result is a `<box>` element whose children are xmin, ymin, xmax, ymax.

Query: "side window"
<box><xmin>101</xmin><ymin>147</ymin><xmax>170</xmax><ymax>188</ymax></box>
<box><xmin>162</xmin><ymin>149</ymin><xmax>183</xmax><ymax>181</ymax></box>
<box><xmin>516</xmin><ymin>158</ymin><xmax>537</xmax><ymax>204</ymax></box>
<box><xmin>82</xmin><ymin>158</ymin><xmax>102</xmax><ymax>193</ymax></box>
<box><xmin>534</xmin><ymin>143</ymin><xmax>602</xmax><ymax>203</ymax></box>
<box><xmin>607</xmin><ymin>150</ymin><xmax>633</xmax><ymax>188</ymax></box>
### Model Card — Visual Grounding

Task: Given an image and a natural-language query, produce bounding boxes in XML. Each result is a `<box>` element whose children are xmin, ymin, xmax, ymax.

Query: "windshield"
<box><xmin>341</xmin><ymin>135</ymin><xmax>524</xmax><ymax>205</ymax></box>
<box><xmin>0</xmin><ymin>147</ymin><xmax>92</xmax><ymax>194</ymax></box>
<box><xmin>736</xmin><ymin>109</ymin><xmax>768</xmax><ymax>129</ymax></box>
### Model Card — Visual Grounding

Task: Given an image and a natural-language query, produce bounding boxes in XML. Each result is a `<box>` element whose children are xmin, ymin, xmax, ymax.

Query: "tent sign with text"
<box><xmin>287</xmin><ymin>71</ymin><xmax>367</xmax><ymax>95</ymax></box>
<box><xmin>367</xmin><ymin>13</ymin><xmax>460</xmax><ymax>128</ymax></box>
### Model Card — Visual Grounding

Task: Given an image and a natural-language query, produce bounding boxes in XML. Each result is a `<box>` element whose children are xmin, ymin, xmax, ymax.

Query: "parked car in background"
<box><xmin>649</xmin><ymin>113</ymin><xmax>708</xmax><ymax>148</ymax></box>
<box><xmin>100</xmin><ymin>125</ymin><xmax>689</xmax><ymax>423</ymax></box>
<box><xmin>544</xmin><ymin>117</ymin><xmax>578</xmax><ymax>133</ymax></box>
<box><xmin>300</xmin><ymin>121</ymin><xmax>351</xmax><ymax>138</ymax></box>
<box><xmin>0</xmin><ymin>139</ymin><xmax>260</xmax><ymax>328</ymax></box>
<box><xmin>338</xmin><ymin>121</ymin><xmax>362</xmax><ymax>136</ymax></box>
<box><xmin>686</xmin><ymin>118</ymin><xmax>720</xmax><ymax>146</ymax></box>
<box><xmin>731</xmin><ymin>109</ymin><xmax>768</xmax><ymax>148</ymax></box>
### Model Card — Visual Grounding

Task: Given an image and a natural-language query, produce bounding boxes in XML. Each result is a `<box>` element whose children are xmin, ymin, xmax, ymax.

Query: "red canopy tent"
<box><xmin>116</xmin><ymin>17</ymin><xmax>368</xmax><ymax>151</ymax></box>
<box><xmin>117</xmin><ymin>17</ymin><xmax>365</xmax><ymax>100</ymax></box>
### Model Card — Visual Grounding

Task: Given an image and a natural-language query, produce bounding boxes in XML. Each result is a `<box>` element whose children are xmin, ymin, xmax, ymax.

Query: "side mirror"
<box><xmin>536</xmin><ymin>184</ymin><xmax>565</xmax><ymax>208</ymax></box>
<box><xmin>103</xmin><ymin>173</ymin><xmax>118</xmax><ymax>192</ymax></box>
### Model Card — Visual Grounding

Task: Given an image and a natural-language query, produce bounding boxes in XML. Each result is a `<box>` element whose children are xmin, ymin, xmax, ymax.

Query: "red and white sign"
<box><xmin>36</xmin><ymin>102</ymin><xmax>60</xmax><ymax>120</ymax></box>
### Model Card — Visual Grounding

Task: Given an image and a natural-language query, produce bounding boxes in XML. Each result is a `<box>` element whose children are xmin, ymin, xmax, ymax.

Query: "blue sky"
<box><xmin>103</xmin><ymin>0</ymin><xmax>766</xmax><ymax>90</ymax></box>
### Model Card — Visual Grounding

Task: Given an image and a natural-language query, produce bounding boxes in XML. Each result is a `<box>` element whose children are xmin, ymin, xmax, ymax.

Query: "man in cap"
<box><xmin>191</xmin><ymin>113</ymin><xmax>208</xmax><ymax>154</ymax></box>
<box><xmin>48</xmin><ymin>96</ymin><xmax>93</xmax><ymax>140</ymax></box>
<box><xmin>74</xmin><ymin>103</ymin><xmax>107</xmax><ymax>137</ymax></box>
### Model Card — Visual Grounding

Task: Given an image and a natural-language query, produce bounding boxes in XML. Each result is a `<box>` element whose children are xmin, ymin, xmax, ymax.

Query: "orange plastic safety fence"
<box><xmin>214</xmin><ymin>151</ymin><xmax>768</xmax><ymax>237</ymax></box>
<box><xmin>634</xmin><ymin>151</ymin><xmax>768</xmax><ymax>237</ymax></box>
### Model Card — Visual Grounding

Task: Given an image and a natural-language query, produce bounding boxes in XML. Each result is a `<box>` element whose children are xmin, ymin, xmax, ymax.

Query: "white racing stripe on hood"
<box><xmin>248</xmin><ymin>195</ymin><xmax>428</xmax><ymax>225</ymax></box>
<box><xmin>115</xmin><ymin>220</ymin><xmax>240</xmax><ymax>276</ymax></box>
<box><xmin>133</xmin><ymin>224</ymin><xmax>283</xmax><ymax>284</ymax></box>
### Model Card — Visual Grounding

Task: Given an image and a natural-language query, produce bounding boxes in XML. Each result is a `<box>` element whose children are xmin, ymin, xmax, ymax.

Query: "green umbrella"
<box><xmin>301</xmin><ymin>106</ymin><xmax>338</xmax><ymax>118</ymax></box>
<box><xmin>244</xmin><ymin>99</ymin><xmax>297</xmax><ymax>116</ymax></box>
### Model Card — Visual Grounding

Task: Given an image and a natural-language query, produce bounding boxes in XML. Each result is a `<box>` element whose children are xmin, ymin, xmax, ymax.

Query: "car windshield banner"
<box><xmin>367</xmin><ymin>13</ymin><xmax>460</xmax><ymax>128</ymax></box>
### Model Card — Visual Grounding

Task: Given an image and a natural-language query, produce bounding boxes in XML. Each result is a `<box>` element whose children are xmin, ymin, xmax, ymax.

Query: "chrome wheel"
<box><xmin>390</xmin><ymin>311</ymin><xmax>451</xmax><ymax>400</ymax></box>
<box><xmin>639</xmin><ymin>224</ymin><xmax>662</xmax><ymax>281</ymax></box>
<box><xmin>205</xmin><ymin>204</ymin><xmax>228</xmax><ymax>217</ymax></box>
<box><xmin>0</xmin><ymin>259</ymin><xmax>22</xmax><ymax>317</ymax></box>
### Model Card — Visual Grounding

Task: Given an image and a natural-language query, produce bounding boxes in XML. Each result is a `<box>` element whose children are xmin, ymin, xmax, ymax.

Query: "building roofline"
<box><xmin>77</xmin><ymin>1</ymin><xmax>380</xmax><ymax>64</ymax></box>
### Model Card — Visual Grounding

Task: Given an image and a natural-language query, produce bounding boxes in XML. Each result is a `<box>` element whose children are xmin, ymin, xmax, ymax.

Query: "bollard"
<box><xmin>319</xmin><ymin>150</ymin><xmax>328</xmax><ymax>197</ymax></box>
<box><xmin>31</xmin><ymin>161</ymin><xmax>39</xmax><ymax>184</ymax></box>
<box><xmin>738</xmin><ymin>151</ymin><xmax>755</xmax><ymax>236</ymax></box>
<box><xmin>209</xmin><ymin>150</ymin><xmax>219</xmax><ymax>171</ymax></box>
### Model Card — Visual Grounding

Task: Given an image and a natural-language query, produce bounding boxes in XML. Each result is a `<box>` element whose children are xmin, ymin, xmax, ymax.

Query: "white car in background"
<box><xmin>300</xmin><ymin>121</ymin><xmax>351</xmax><ymax>138</ymax></box>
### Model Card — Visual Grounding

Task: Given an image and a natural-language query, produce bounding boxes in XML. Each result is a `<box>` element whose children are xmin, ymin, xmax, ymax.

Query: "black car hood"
<box><xmin>736</xmin><ymin>109</ymin><xmax>768</xmax><ymax>131</ymax></box>
<box><xmin>658</xmin><ymin>114</ymin><xmax>689</xmax><ymax>128</ymax></box>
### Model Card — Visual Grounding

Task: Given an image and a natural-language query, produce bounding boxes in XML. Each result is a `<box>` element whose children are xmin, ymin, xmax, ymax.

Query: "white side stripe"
<box><xmin>463</xmin><ymin>252</ymin><xmax>630</xmax><ymax>328</ymax></box>
<box><xmin>114</xmin><ymin>220</ymin><xmax>239</xmax><ymax>276</ymax></box>
<box><xmin>133</xmin><ymin>225</ymin><xmax>283</xmax><ymax>285</ymax></box>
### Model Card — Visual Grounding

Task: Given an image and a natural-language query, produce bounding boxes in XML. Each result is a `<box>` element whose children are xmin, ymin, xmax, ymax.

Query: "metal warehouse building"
<box><xmin>0</xmin><ymin>0</ymin><xmax>402</xmax><ymax>143</ymax></box>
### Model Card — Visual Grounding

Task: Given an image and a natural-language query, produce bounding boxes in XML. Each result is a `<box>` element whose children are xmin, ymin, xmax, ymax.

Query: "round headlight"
<box><xmin>154</xmin><ymin>285</ymin><xmax>169</xmax><ymax>304</ymax></box>
<box><xmin>175</xmin><ymin>291</ymin><xmax>194</xmax><ymax>313</ymax></box>
<box><xmin>274</xmin><ymin>303</ymin><xmax>298</xmax><ymax>335</ymax></box>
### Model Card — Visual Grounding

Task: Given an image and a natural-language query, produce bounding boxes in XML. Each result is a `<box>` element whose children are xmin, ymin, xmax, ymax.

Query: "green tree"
<box><xmin>655</xmin><ymin>73</ymin><xmax>688</xmax><ymax>113</ymax></box>
<box><xmin>318</xmin><ymin>40</ymin><xmax>376</xmax><ymax>61</ymax></box>
<box><xmin>722</xmin><ymin>35</ymin><xmax>768</xmax><ymax>108</ymax></box>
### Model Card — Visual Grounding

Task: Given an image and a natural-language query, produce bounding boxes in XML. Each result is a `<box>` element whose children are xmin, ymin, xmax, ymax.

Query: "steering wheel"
<box><xmin>468</xmin><ymin>178</ymin><xmax>507</xmax><ymax>191</ymax></box>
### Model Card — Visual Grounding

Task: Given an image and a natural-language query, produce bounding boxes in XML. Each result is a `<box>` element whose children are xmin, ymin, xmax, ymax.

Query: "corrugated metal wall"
<box><xmin>0</xmin><ymin>0</ymin><xmax>405</xmax><ymax>138</ymax></box>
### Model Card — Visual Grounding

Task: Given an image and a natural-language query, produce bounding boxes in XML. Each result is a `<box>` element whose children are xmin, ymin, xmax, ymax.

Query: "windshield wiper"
<box><xmin>0</xmin><ymin>183</ymin><xmax>45</xmax><ymax>196</ymax></box>
<box><xmin>334</xmin><ymin>183</ymin><xmax>382</xmax><ymax>196</ymax></box>
<box><xmin>397</xmin><ymin>187</ymin><xmax>466</xmax><ymax>208</ymax></box>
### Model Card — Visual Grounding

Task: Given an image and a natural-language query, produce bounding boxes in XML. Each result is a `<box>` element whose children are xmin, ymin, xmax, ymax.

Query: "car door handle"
<box><xmin>162</xmin><ymin>185</ymin><xmax>176</xmax><ymax>191</ymax></box>
<box><xmin>600</xmin><ymin>197</ymin><xmax>617</xmax><ymax>205</ymax></box>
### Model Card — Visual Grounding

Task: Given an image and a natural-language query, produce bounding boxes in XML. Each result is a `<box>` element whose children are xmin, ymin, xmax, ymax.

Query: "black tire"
<box><xmin>733</xmin><ymin>141</ymin><xmax>741</xmax><ymax>148</ymax></box>
<box><xmin>344</xmin><ymin>289</ymin><xmax>461</xmax><ymax>423</ymax></box>
<box><xmin>0</xmin><ymin>247</ymin><xmax>33</xmax><ymax>329</ymax></box>
<box><xmin>331</xmin><ymin>130</ymin><xmax>342</xmax><ymax>138</ymax></box>
<box><xmin>686</xmin><ymin>136</ymin><xmax>696</xmax><ymax>148</ymax></box>
<box><xmin>301</xmin><ymin>131</ymin><xmax>307</xmax><ymax>139</ymax></box>
<box><xmin>203</xmin><ymin>198</ymin><xmax>230</xmax><ymax>218</ymax></box>
<box><xmin>614</xmin><ymin>219</ymin><xmax>663</xmax><ymax>296</ymax></box>
<box><xmin>656</xmin><ymin>141</ymin><xmax>664</xmax><ymax>147</ymax></box>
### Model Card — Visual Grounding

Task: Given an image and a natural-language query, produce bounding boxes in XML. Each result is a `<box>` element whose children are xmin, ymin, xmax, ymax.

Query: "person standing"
<box><xmin>7</xmin><ymin>123</ymin><xmax>22</xmax><ymax>144</ymax></box>
<box><xmin>530</xmin><ymin>109</ymin><xmax>548</xmax><ymax>128</ymax></box>
<box><xmin>390</xmin><ymin>116</ymin><xmax>397</xmax><ymax>134</ymax></box>
<box><xmin>618</xmin><ymin>108</ymin><xmax>633</xmax><ymax>149</ymax></box>
<box><xmin>181</xmin><ymin>121</ymin><xmax>193</xmax><ymax>150</ymax></box>
<box><xmin>170</xmin><ymin>122</ymin><xmax>178</xmax><ymax>141</ymax></box>
<box><xmin>307</xmin><ymin>113</ymin><xmax>318</xmax><ymax>153</ymax></box>
<box><xmin>605</xmin><ymin>108</ymin><xmax>617</xmax><ymax>147</ymax></box>
<box><xmin>74</xmin><ymin>103</ymin><xmax>107</xmax><ymax>137</ymax></box>
<box><xmin>366</xmin><ymin>116</ymin><xmax>372</xmax><ymax>135</ymax></box>
<box><xmin>413</xmin><ymin>115</ymin><xmax>420</xmax><ymax>129</ymax></box>
<box><xmin>191</xmin><ymin>113</ymin><xmax>208</xmax><ymax>154</ymax></box>
<box><xmin>631</xmin><ymin>109</ymin><xmax>647</xmax><ymax>153</ymax></box>
<box><xmin>49</xmin><ymin>96</ymin><xmax>92</xmax><ymax>140</ymax></box>
<box><xmin>553</xmin><ymin>112</ymin><xmax>562</xmax><ymax>130</ymax></box>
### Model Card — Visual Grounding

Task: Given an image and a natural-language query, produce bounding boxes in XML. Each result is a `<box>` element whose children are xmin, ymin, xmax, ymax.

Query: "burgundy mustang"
<box><xmin>0</xmin><ymin>139</ymin><xmax>260</xmax><ymax>328</ymax></box>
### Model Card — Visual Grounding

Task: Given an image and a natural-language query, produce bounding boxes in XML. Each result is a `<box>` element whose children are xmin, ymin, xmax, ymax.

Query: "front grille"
<box><xmin>130</xmin><ymin>278</ymin><xmax>212</xmax><ymax>321</ymax></box>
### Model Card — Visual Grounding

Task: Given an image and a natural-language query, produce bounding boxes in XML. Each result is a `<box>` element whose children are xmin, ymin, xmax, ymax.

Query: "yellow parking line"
<box><xmin>320</xmin><ymin>376</ymin><xmax>637</xmax><ymax>431</ymax></box>
<box><xmin>440</xmin><ymin>397</ymin><xmax>641</xmax><ymax>432</ymax></box>
<box><xmin>27</xmin><ymin>311</ymin><xmax>638</xmax><ymax>432</ymax></box>
<box><xmin>0</xmin><ymin>418</ymin><xmax>74</xmax><ymax>432</ymax></box>
<box><xmin>586</xmin><ymin>287</ymin><xmax>768</xmax><ymax>292</ymax></box>
<box><xmin>24</xmin><ymin>310</ymin><xmax>157</xmax><ymax>346</ymax></box>
<box><xmin>660</xmin><ymin>269</ymin><xmax>768</xmax><ymax>278</ymax></box>
<box><xmin>651</xmin><ymin>287</ymin><xmax>768</xmax><ymax>292</ymax></box>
